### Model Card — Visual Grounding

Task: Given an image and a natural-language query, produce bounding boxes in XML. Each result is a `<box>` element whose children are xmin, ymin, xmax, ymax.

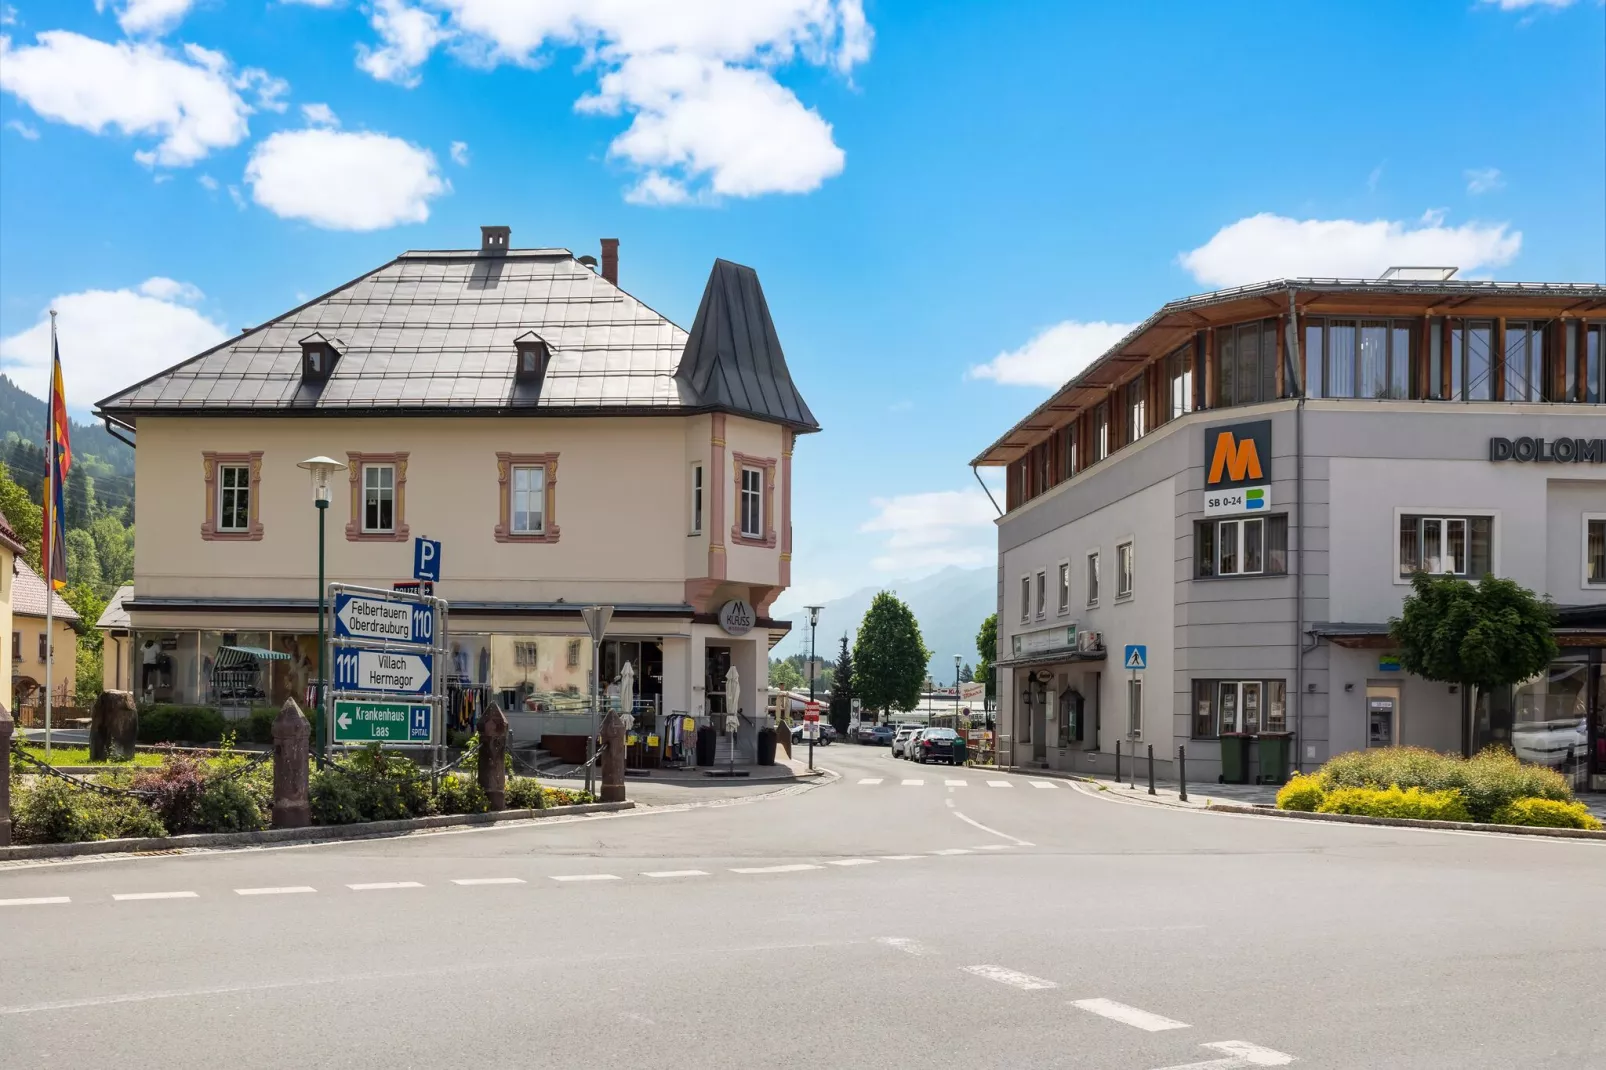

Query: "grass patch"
<box><xmin>18</xmin><ymin>744</ymin><xmax>166</xmax><ymax>768</ymax></box>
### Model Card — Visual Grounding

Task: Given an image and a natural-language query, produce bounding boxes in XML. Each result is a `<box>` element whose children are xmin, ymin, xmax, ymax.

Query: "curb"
<box><xmin>1204</xmin><ymin>802</ymin><xmax>1606</xmax><ymax>841</ymax></box>
<box><xmin>0</xmin><ymin>801</ymin><xmax>634</xmax><ymax>861</ymax></box>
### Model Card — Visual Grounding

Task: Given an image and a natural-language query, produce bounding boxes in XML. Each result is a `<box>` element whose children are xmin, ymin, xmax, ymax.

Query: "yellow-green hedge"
<box><xmin>1314</xmin><ymin>785</ymin><xmax>1473</xmax><ymax>823</ymax></box>
<box><xmin>1489</xmin><ymin>798</ymin><xmax>1602</xmax><ymax>831</ymax></box>
<box><xmin>1275</xmin><ymin>772</ymin><xmax>1326</xmax><ymax>812</ymax></box>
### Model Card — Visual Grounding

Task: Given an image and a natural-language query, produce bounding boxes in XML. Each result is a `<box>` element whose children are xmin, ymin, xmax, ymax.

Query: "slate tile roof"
<box><xmin>11</xmin><ymin>558</ymin><xmax>80</xmax><ymax>621</ymax></box>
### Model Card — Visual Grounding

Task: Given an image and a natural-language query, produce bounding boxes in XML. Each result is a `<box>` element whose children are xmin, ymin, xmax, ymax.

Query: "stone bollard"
<box><xmin>599</xmin><ymin>711</ymin><xmax>627</xmax><ymax>803</ymax></box>
<box><xmin>271</xmin><ymin>699</ymin><xmax>312</xmax><ymax>829</ymax></box>
<box><xmin>478</xmin><ymin>703</ymin><xmax>509</xmax><ymax>811</ymax></box>
<box><xmin>89</xmin><ymin>690</ymin><xmax>139</xmax><ymax>762</ymax></box>
<box><xmin>1</xmin><ymin>701</ymin><xmax>13</xmax><ymax>848</ymax></box>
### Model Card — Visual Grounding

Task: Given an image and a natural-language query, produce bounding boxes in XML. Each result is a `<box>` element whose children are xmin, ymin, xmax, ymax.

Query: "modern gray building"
<box><xmin>972</xmin><ymin>274</ymin><xmax>1606</xmax><ymax>789</ymax></box>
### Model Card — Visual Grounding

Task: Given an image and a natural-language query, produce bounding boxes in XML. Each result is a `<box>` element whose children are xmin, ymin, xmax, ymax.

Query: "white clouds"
<box><xmin>0</xmin><ymin>31</ymin><xmax>285</xmax><ymax>166</ymax></box>
<box><xmin>969</xmin><ymin>320</ymin><xmax>1136</xmax><ymax>389</ymax></box>
<box><xmin>860</xmin><ymin>489</ymin><xmax>998</xmax><ymax>573</ymax></box>
<box><xmin>1465</xmin><ymin>166</ymin><xmax>1505</xmax><ymax>194</ymax></box>
<box><xmin>104</xmin><ymin>0</ymin><xmax>198</xmax><ymax>36</ymax></box>
<box><xmin>197</xmin><ymin>172</ymin><xmax>218</xmax><ymax>190</ymax></box>
<box><xmin>301</xmin><ymin>101</ymin><xmax>340</xmax><ymax>127</ymax></box>
<box><xmin>1178</xmin><ymin>212</ymin><xmax>1522</xmax><ymax>288</ymax></box>
<box><xmin>349</xmin><ymin>0</ymin><xmax>870</xmax><ymax>202</ymax></box>
<box><xmin>0</xmin><ymin>277</ymin><xmax>227</xmax><ymax>408</ymax></box>
<box><xmin>1477</xmin><ymin>0</ymin><xmax>1577</xmax><ymax>9</ymax></box>
<box><xmin>245</xmin><ymin>128</ymin><xmax>448</xmax><ymax>230</ymax></box>
<box><xmin>5</xmin><ymin>118</ymin><xmax>38</xmax><ymax>139</ymax></box>
<box><xmin>449</xmin><ymin>139</ymin><xmax>468</xmax><ymax>165</ymax></box>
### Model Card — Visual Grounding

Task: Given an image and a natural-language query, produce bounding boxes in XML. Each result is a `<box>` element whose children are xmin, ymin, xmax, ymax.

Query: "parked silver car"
<box><xmin>891</xmin><ymin>725</ymin><xmax>921</xmax><ymax>758</ymax></box>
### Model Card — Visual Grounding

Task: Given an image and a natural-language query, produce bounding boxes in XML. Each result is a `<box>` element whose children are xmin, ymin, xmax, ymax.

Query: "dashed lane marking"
<box><xmin>901</xmin><ymin>779</ymin><xmax>925</xmax><ymax>786</ymax></box>
<box><xmin>974</xmin><ymin>844</ymin><xmax>1014</xmax><ymax>850</ymax></box>
<box><xmin>549</xmin><ymin>874</ymin><xmax>622</xmax><ymax>883</ymax></box>
<box><xmin>878</xmin><ymin>855</ymin><xmax>922</xmax><ymax>860</ymax></box>
<box><xmin>827</xmin><ymin>858</ymin><xmax>878</xmax><ymax>867</ymax></box>
<box><xmin>642</xmin><ymin>870</ymin><xmax>709</xmax><ymax>879</ymax></box>
<box><xmin>450</xmin><ymin>878</ymin><xmax>526</xmax><ymax>886</ymax></box>
<box><xmin>0</xmin><ymin>897</ymin><xmax>70</xmax><ymax>907</ymax></box>
<box><xmin>234</xmin><ymin>886</ymin><xmax>316</xmax><ymax>896</ymax></box>
<box><xmin>931</xmin><ymin>848</ymin><xmax>972</xmax><ymax>856</ymax></box>
<box><xmin>112</xmin><ymin>891</ymin><xmax>198</xmax><ymax>901</ymax></box>
<box><xmin>986</xmin><ymin>780</ymin><xmax>1013</xmax><ymax>788</ymax></box>
<box><xmin>730</xmin><ymin>864</ymin><xmax>822</xmax><ymax>874</ymax></box>
<box><xmin>945</xmin><ymin>779</ymin><xmax>967</xmax><ymax>787</ymax></box>
<box><xmin>1071</xmin><ymin>998</ymin><xmax>1190</xmax><ymax>1032</ymax></box>
<box><xmin>1030</xmin><ymin>781</ymin><xmax>1059</xmax><ymax>789</ymax></box>
<box><xmin>1149</xmin><ymin>1040</ymin><xmax>1296</xmax><ymax>1068</ymax></box>
<box><xmin>874</xmin><ymin>937</ymin><xmax>934</xmax><ymax>956</ymax></box>
<box><xmin>961</xmin><ymin>965</ymin><xmax>1058</xmax><ymax>990</ymax></box>
<box><xmin>346</xmin><ymin>882</ymin><xmax>424</xmax><ymax>891</ymax></box>
<box><xmin>857</xmin><ymin>778</ymin><xmax>884</xmax><ymax>785</ymax></box>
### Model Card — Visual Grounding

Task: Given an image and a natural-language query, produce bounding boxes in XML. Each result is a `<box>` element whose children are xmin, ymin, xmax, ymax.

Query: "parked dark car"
<box><xmin>913</xmin><ymin>727</ymin><xmax>966</xmax><ymax>765</ymax></box>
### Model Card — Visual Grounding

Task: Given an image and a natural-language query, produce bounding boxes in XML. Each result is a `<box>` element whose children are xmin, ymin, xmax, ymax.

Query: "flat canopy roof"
<box><xmin>970</xmin><ymin>277</ymin><xmax>1606</xmax><ymax>468</ymax></box>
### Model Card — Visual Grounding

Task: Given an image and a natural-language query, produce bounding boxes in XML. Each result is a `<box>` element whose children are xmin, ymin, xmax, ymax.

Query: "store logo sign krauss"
<box><xmin>1489</xmin><ymin>436</ymin><xmax>1604</xmax><ymax>464</ymax></box>
<box><xmin>718</xmin><ymin>599</ymin><xmax>756</xmax><ymax>636</ymax></box>
<box><xmin>1204</xmin><ymin>419</ymin><xmax>1271</xmax><ymax>490</ymax></box>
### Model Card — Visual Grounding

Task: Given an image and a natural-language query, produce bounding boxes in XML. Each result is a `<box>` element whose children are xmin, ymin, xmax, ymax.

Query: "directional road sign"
<box><xmin>334</xmin><ymin>592</ymin><xmax>435</xmax><ymax>646</ymax></box>
<box><xmin>332</xmin><ymin>699</ymin><xmax>433</xmax><ymax>744</ymax></box>
<box><xmin>803</xmin><ymin>701</ymin><xmax>821</xmax><ymax>723</ymax></box>
<box><xmin>333</xmin><ymin>647</ymin><xmax>433</xmax><ymax>695</ymax></box>
<box><xmin>1123</xmin><ymin>644</ymin><xmax>1148</xmax><ymax>671</ymax></box>
<box><xmin>413</xmin><ymin>537</ymin><xmax>441</xmax><ymax>582</ymax></box>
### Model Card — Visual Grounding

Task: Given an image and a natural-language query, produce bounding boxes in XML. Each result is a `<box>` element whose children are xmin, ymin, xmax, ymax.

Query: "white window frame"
<box><xmin>362</xmin><ymin>463</ymin><xmax>396</xmax><ymax>534</ymax></box>
<box><xmin>740</xmin><ymin>466</ymin><xmax>763</xmax><ymax>539</ymax></box>
<box><xmin>1056</xmin><ymin>560</ymin><xmax>1071</xmax><ymax>615</ymax></box>
<box><xmin>1584</xmin><ymin>513</ymin><xmax>1606</xmax><ymax>589</ymax></box>
<box><xmin>1116</xmin><ymin>540</ymin><xmax>1134</xmax><ymax>600</ymax></box>
<box><xmin>1035</xmin><ymin>569</ymin><xmax>1047</xmax><ymax>620</ymax></box>
<box><xmin>217</xmin><ymin>463</ymin><xmax>250</xmax><ymax>533</ymax></box>
<box><xmin>1392</xmin><ymin>506</ymin><xmax>1499</xmax><ymax>585</ymax></box>
<box><xmin>509</xmin><ymin>463</ymin><xmax>545</xmax><ymax>535</ymax></box>
<box><xmin>1086</xmin><ymin>549</ymin><xmax>1100</xmax><ymax>607</ymax></box>
<box><xmin>1020</xmin><ymin>575</ymin><xmax>1031</xmax><ymax>624</ymax></box>
<box><xmin>690</xmin><ymin>463</ymin><xmax>704</xmax><ymax>536</ymax></box>
<box><xmin>1216</xmin><ymin>517</ymin><xmax>1264</xmax><ymax>577</ymax></box>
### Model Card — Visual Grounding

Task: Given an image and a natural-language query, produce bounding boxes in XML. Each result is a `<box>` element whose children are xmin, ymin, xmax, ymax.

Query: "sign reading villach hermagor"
<box><xmin>1489</xmin><ymin>435</ymin><xmax>1605</xmax><ymax>464</ymax></box>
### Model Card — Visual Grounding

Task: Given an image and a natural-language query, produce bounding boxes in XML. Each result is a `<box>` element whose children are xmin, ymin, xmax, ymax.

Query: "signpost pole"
<box><xmin>315</xmin><ymin>499</ymin><xmax>327</xmax><ymax>769</ymax></box>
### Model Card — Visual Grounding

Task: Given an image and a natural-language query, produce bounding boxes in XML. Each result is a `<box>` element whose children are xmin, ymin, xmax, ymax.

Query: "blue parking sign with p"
<box><xmin>413</xmin><ymin>537</ymin><xmax>441</xmax><ymax>582</ymax></box>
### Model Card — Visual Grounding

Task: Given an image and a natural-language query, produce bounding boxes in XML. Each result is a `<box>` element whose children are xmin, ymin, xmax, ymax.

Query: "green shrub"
<box><xmin>432</xmin><ymin>774</ymin><xmax>488</xmax><ymax>815</ymax></box>
<box><xmin>1316</xmin><ymin>785</ymin><xmax>1472</xmax><ymax>823</ymax></box>
<box><xmin>1490</xmin><ymin>797</ymin><xmax>1603</xmax><ymax>831</ymax></box>
<box><xmin>308</xmin><ymin>769</ymin><xmax>365</xmax><ymax>826</ymax></box>
<box><xmin>542</xmin><ymin>787</ymin><xmax>595</xmax><ymax>808</ymax></box>
<box><xmin>129</xmin><ymin>754</ymin><xmax>211</xmax><ymax>832</ymax></box>
<box><xmin>10</xmin><ymin>778</ymin><xmax>167</xmax><ymax>844</ymax></box>
<box><xmin>307</xmin><ymin>745</ymin><xmax>431</xmax><ymax>825</ymax></box>
<box><xmin>137</xmin><ymin>705</ymin><xmax>227</xmax><ymax>745</ymax></box>
<box><xmin>192</xmin><ymin>777</ymin><xmax>267</xmax><ymax>833</ymax></box>
<box><xmin>1314</xmin><ymin>745</ymin><xmax>1572</xmax><ymax>822</ymax></box>
<box><xmin>1275</xmin><ymin>772</ymin><xmax>1325</xmax><ymax>812</ymax></box>
<box><xmin>505</xmin><ymin>777</ymin><xmax>545</xmax><ymax>810</ymax></box>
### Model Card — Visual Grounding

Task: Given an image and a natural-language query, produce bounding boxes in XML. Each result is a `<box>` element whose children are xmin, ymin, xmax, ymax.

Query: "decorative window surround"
<box><xmin>200</xmin><ymin>451</ymin><xmax>263</xmax><ymax>541</ymax></box>
<box><xmin>345</xmin><ymin>451</ymin><xmax>409</xmax><ymax>542</ymax></box>
<box><xmin>731</xmin><ymin>450</ymin><xmax>778</xmax><ymax>548</ymax></box>
<box><xmin>494</xmin><ymin>452</ymin><xmax>561</xmax><ymax>543</ymax></box>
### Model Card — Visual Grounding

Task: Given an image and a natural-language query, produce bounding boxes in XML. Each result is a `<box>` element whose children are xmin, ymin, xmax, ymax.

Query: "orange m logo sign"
<box><xmin>1208</xmin><ymin>431</ymin><xmax>1263</xmax><ymax>485</ymax></box>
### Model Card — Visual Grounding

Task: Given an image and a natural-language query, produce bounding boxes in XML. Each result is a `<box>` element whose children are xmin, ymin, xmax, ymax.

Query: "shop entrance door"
<box><xmin>705</xmin><ymin>644</ymin><xmax>732</xmax><ymax>731</ymax></box>
<box><xmin>1367</xmin><ymin>685</ymin><xmax>1400</xmax><ymax>748</ymax></box>
<box><xmin>1030</xmin><ymin>679</ymin><xmax>1047</xmax><ymax>762</ymax></box>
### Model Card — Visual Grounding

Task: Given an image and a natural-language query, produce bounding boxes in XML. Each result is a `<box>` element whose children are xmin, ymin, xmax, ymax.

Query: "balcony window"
<box><xmin>1504</xmin><ymin>322</ymin><xmax>1545</xmax><ymax>402</ymax></box>
<box><xmin>1450</xmin><ymin>321</ymin><xmax>1495</xmax><ymax>401</ymax></box>
<box><xmin>1308</xmin><ymin>319</ymin><xmax>1412</xmax><ymax>399</ymax></box>
<box><xmin>1168</xmin><ymin>345</ymin><xmax>1194</xmax><ymax>419</ymax></box>
<box><xmin>1217</xmin><ymin>320</ymin><xmax>1278</xmax><ymax>407</ymax></box>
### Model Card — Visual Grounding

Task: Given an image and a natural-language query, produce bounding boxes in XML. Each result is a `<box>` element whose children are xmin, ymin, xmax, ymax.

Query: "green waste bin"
<box><xmin>1219</xmin><ymin>733</ymin><xmax>1251</xmax><ymax>784</ymax></box>
<box><xmin>1256</xmin><ymin>732</ymin><xmax>1292</xmax><ymax>785</ymax></box>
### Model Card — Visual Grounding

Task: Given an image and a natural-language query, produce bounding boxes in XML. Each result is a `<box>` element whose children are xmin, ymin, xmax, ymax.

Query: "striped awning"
<box><xmin>214</xmin><ymin>645</ymin><xmax>290</xmax><ymax>669</ymax></box>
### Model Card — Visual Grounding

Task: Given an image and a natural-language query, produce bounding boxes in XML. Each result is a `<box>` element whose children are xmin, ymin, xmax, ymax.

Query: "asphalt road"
<box><xmin>2</xmin><ymin>743</ymin><xmax>1602</xmax><ymax>1070</ymax></box>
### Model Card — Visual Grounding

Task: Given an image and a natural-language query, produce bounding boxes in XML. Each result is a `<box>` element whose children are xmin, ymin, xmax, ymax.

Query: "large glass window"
<box><xmin>1086</xmin><ymin>551</ymin><xmax>1100</xmax><ymax>606</ymax></box>
<box><xmin>1399</xmin><ymin>514</ymin><xmax>1493</xmax><ymax>578</ymax></box>
<box><xmin>1586</xmin><ymin>518</ymin><xmax>1605</xmax><ymax>585</ymax></box>
<box><xmin>1217</xmin><ymin>320</ymin><xmax>1278</xmax><ymax>407</ymax></box>
<box><xmin>218</xmin><ymin>464</ymin><xmax>250</xmax><ymax>532</ymax></box>
<box><xmin>1504</xmin><ymin>321</ymin><xmax>1545</xmax><ymax>402</ymax></box>
<box><xmin>1125</xmin><ymin>378</ymin><xmax>1146</xmax><ymax>444</ymax></box>
<box><xmin>1197</xmin><ymin>515</ymin><xmax>1288</xmax><ymax>577</ymax></box>
<box><xmin>1168</xmin><ymin>345</ymin><xmax>1194</xmax><ymax>419</ymax></box>
<box><xmin>1117</xmin><ymin>541</ymin><xmax>1134</xmax><ymax>599</ymax></box>
<box><xmin>1093</xmin><ymin>403</ymin><xmax>1109</xmax><ymax>462</ymax></box>
<box><xmin>1451</xmin><ymin>321</ymin><xmax>1494</xmax><ymax>401</ymax></box>
<box><xmin>1311</xmin><ymin>319</ymin><xmax>1412</xmax><ymax>399</ymax></box>
<box><xmin>363</xmin><ymin>463</ymin><xmax>395</xmax><ymax>533</ymax></box>
<box><xmin>1057</xmin><ymin>562</ymin><xmax>1070</xmax><ymax>613</ymax></box>
<box><xmin>1193</xmin><ymin>679</ymin><xmax>1286</xmax><ymax>737</ymax></box>
<box><xmin>690</xmin><ymin>464</ymin><xmax>703</xmax><ymax>535</ymax></box>
<box><xmin>511</xmin><ymin>464</ymin><xmax>545</xmax><ymax>535</ymax></box>
<box><xmin>1020</xmin><ymin>576</ymin><xmax>1031</xmax><ymax>624</ymax></box>
<box><xmin>740</xmin><ymin>466</ymin><xmax>763</xmax><ymax>537</ymax></box>
<box><xmin>1062</xmin><ymin>420</ymin><xmax>1078</xmax><ymax>477</ymax></box>
<box><xmin>1035</xmin><ymin>570</ymin><xmax>1047</xmax><ymax>620</ymax></box>
<box><xmin>1584</xmin><ymin>324</ymin><xmax>1602</xmax><ymax>403</ymax></box>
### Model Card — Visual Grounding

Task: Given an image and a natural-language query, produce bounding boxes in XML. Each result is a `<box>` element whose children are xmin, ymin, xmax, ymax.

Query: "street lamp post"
<box><xmin>954</xmin><ymin>653</ymin><xmax>962</xmax><ymax>720</ymax></box>
<box><xmin>805</xmin><ymin>605</ymin><xmax>822</xmax><ymax>770</ymax></box>
<box><xmin>298</xmin><ymin>456</ymin><xmax>347</xmax><ymax>770</ymax></box>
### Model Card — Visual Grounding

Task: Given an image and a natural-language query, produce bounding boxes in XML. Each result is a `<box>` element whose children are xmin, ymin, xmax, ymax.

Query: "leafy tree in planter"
<box><xmin>975</xmin><ymin>613</ymin><xmax>998</xmax><ymax>703</ymax></box>
<box><xmin>827</xmin><ymin>636</ymin><xmax>854</xmax><ymax>734</ymax></box>
<box><xmin>1389</xmin><ymin>573</ymin><xmax>1558</xmax><ymax>708</ymax></box>
<box><xmin>853</xmin><ymin>592</ymin><xmax>930</xmax><ymax>720</ymax></box>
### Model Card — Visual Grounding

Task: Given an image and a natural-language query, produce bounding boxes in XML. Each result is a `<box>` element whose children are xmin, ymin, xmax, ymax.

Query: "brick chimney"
<box><xmin>600</xmin><ymin>238</ymin><xmax>619</xmax><ymax>286</ymax></box>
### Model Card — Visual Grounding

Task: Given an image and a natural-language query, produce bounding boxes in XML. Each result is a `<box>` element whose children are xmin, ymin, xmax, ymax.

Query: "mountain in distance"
<box><xmin>771</xmin><ymin>564</ymin><xmax>996</xmax><ymax>679</ymax></box>
<box><xmin>0</xmin><ymin>374</ymin><xmax>135</xmax><ymax>477</ymax></box>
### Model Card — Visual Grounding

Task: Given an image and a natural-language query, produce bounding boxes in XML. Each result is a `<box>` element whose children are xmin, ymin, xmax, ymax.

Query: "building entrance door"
<box><xmin>705</xmin><ymin>645</ymin><xmax>732</xmax><ymax>730</ymax></box>
<box><xmin>1030</xmin><ymin>678</ymin><xmax>1047</xmax><ymax>762</ymax></box>
<box><xmin>1367</xmin><ymin>685</ymin><xmax>1400</xmax><ymax>748</ymax></box>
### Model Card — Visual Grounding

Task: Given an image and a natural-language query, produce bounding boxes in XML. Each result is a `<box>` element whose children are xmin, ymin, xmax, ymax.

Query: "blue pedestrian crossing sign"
<box><xmin>1123</xmin><ymin>644</ymin><xmax>1148</xmax><ymax>671</ymax></box>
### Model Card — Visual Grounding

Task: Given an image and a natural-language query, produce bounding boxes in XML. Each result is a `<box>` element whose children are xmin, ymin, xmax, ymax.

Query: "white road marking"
<box><xmin>952</xmin><ymin>810</ymin><xmax>1034</xmax><ymax>847</ymax></box>
<box><xmin>550</xmin><ymin>874</ymin><xmax>622</xmax><ymax>882</ymax></box>
<box><xmin>1149</xmin><ymin>1040</ymin><xmax>1296</xmax><ymax>1069</ymax></box>
<box><xmin>450</xmin><ymin>878</ymin><xmax>526</xmax><ymax>886</ymax></box>
<box><xmin>346</xmin><ymin>882</ymin><xmax>424</xmax><ymax>891</ymax></box>
<box><xmin>1071</xmin><ymin>998</ymin><xmax>1190</xmax><ymax>1032</ymax></box>
<box><xmin>1030</xmin><ymin>781</ymin><xmax>1059</xmax><ymax>789</ymax></box>
<box><xmin>875</xmin><ymin>937</ymin><xmax>933</xmax><ymax>956</ymax></box>
<box><xmin>857</xmin><ymin>778</ymin><xmax>884</xmax><ymax>785</ymax></box>
<box><xmin>878</xmin><ymin>855</ymin><xmax>922</xmax><ymax>860</ymax></box>
<box><xmin>961</xmin><ymin>965</ymin><xmax>1058</xmax><ymax>990</ymax></box>
<box><xmin>234</xmin><ymin>886</ymin><xmax>316</xmax><ymax>896</ymax></box>
<box><xmin>0</xmin><ymin>897</ymin><xmax>70</xmax><ymax>907</ymax></box>
<box><xmin>112</xmin><ymin>891</ymin><xmax>198</xmax><ymax>901</ymax></box>
<box><xmin>827</xmin><ymin>858</ymin><xmax>877</xmax><ymax>867</ymax></box>
<box><xmin>974</xmin><ymin>844</ymin><xmax>1014</xmax><ymax>850</ymax></box>
<box><xmin>730</xmin><ymin>864</ymin><xmax>821</xmax><ymax>874</ymax></box>
<box><xmin>987</xmin><ymin>780</ymin><xmax>1013</xmax><ymax>788</ymax></box>
<box><xmin>945</xmin><ymin>798</ymin><xmax>956</xmax><ymax>809</ymax></box>
<box><xmin>931</xmin><ymin>848</ymin><xmax>973</xmax><ymax>855</ymax></box>
<box><xmin>901</xmin><ymin>779</ymin><xmax>924</xmax><ymax>786</ymax></box>
<box><xmin>945</xmin><ymin>779</ymin><xmax>967</xmax><ymax>787</ymax></box>
<box><xmin>642</xmin><ymin>870</ymin><xmax>709</xmax><ymax>879</ymax></box>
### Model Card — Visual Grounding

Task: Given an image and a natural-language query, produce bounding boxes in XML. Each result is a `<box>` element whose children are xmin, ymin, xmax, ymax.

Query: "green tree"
<box><xmin>853</xmin><ymin>592</ymin><xmax>929</xmax><ymax>719</ymax></box>
<box><xmin>827</xmin><ymin>635</ymin><xmax>854</xmax><ymax>734</ymax></box>
<box><xmin>769</xmin><ymin>658</ymin><xmax>805</xmax><ymax>693</ymax></box>
<box><xmin>89</xmin><ymin>512</ymin><xmax>135</xmax><ymax>588</ymax></box>
<box><xmin>1389</xmin><ymin>573</ymin><xmax>1558</xmax><ymax>701</ymax></box>
<box><xmin>959</xmin><ymin>663</ymin><xmax>974</xmax><ymax>684</ymax></box>
<box><xmin>66</xmin><ymin>527</ymin><xmax>102</xmax><ymax>590</ymax></box>
<box><xmin>975</xmin><ymin>613</ymin><xmax>997</xmax><ymax>703</ymax></box>
<box><xmin>65</xmin><ymin>466</ymin><xmax>92</xmax><ymax>529</ymax></box>
<box><xmin>0</xmin><ymin>460</ymin><xmax>43</xmax><ymax>570</ymax></box>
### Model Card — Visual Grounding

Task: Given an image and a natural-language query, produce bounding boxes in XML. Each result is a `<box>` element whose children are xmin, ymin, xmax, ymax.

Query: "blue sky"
<box><xmin>1</xmin><ymin>0</ymin><xmax>1602</xmax><ymax>606</ymax></box>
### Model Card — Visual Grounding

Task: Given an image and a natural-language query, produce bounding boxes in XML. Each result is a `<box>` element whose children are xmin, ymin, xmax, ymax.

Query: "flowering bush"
<box><xmin>1489</xmin><ymin>797</ymin><xmax>1602</xmax><ymax>830</ymax></box>
<box><xmin>1315</xmin><ymin>785</ymin><xmax>1472</xmax><ymax>823</ymax></box>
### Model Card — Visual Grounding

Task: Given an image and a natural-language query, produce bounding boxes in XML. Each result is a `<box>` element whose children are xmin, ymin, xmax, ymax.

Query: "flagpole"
<box><xmin>44</xmin><ymin>309</ymin><xmax>56</xmax><ymax>759</ymax></box>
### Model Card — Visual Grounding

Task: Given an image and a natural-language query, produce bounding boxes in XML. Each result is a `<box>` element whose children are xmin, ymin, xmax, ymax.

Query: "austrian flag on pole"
<box><xmin>43</xmin><ymin>333</ymin><xmax>71</xmax><ymax>590</ymax></box>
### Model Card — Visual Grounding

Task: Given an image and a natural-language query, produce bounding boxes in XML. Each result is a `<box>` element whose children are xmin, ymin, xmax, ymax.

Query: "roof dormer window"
<box><xmin>514</xmin><ymin>331</ymin><xmax>550</xmax><ymax>385</ymax></box>
<box><xmin>481</xmin><ymin>225</ymin><xmax>511</xmax><ymax>254</ymax></box>
<box><xmin>300</xmin><ymin>332</ymin><xmax>341</xmax><ymax>383</ymax></box>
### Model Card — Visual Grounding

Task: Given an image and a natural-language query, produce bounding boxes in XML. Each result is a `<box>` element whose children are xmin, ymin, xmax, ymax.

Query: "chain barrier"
<box><xmin>8</xmin><ymin>743</ymin><xmax>159</xmax><ymax>800</ymax></box>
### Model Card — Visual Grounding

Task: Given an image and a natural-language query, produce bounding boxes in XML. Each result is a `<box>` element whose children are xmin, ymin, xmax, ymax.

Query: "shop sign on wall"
<box><xmin>718</xmin><ymin>600</ymin><xmax>756</xmax><ymax>636</ymax></box>
<box><xmin>1488</xmin><ymin>436</ymin><xmax>1604</xmax><ymax>464</ymax></box>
